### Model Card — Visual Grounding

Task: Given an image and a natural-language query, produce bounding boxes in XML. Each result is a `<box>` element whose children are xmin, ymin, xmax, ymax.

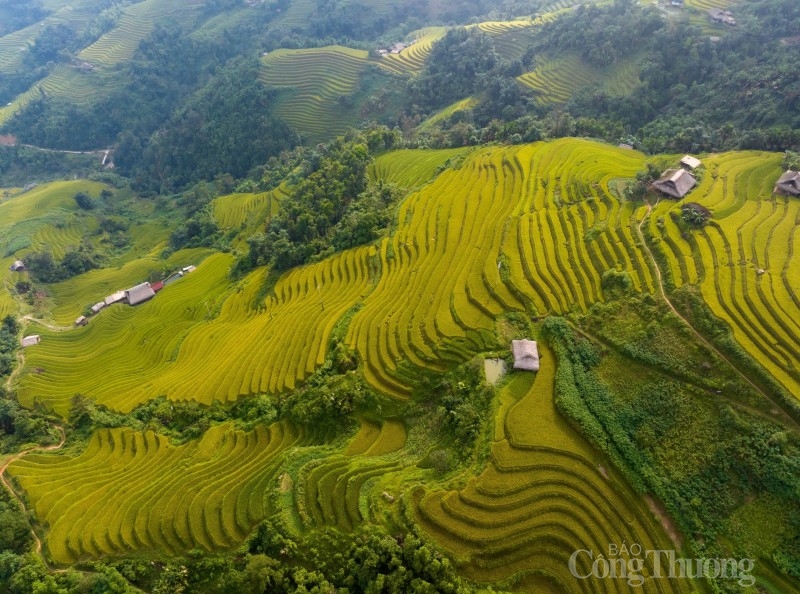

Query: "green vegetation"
<box><xmin>0</xmin><ymin>0</ymin><xmax>799</xmax><ymax>587</ymax></box>
<box><xmin>259</xmin><ymin>46</ymin><xmax>374</xmax><ymax>143</ymax></box>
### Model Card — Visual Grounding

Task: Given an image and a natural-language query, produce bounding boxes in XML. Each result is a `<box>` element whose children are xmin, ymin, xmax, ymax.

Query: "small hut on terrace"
<box><xmin>775</xmin><ymin>171</ymin><xmax>800</xmax><ymax>196</ymax></box>
<box><xmin>512</xmin><ymin>339</ymin><xmax>540</xmax><ymax>372</ymax></box>
<box><xmin>21</xmin><ymin>335</ymin><xmax>40</xmax><ymax>347</ymax></box>
<box><xmin>10</xmin><ymin>260</ymin><xmax>25</xmax><ymax>272</ymax></box>
<box><xmin>125</xmin><ymin>282</ymin><xmax>156</xmax><ymax>306</ymax></box>
<box><xmin>680</xmin><ymin>155</ymin><xmax>702</xmax><ymax>170</ymax></box>
<box><xmin>653</xmin><ymin>169</ymin><xmax>697</xmax><ymax>199</ymax></box>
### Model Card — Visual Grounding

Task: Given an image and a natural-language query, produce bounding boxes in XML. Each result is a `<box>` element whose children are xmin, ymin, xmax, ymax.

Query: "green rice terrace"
<box><xmin>1</xmin><ymin>137</ymin><xmax>799</xmax><ymax>592</ymax></box>
<box><xmin>259</xmin><ymin>46</ymin><xmax>374</xmax><ymax>143</ymax></box>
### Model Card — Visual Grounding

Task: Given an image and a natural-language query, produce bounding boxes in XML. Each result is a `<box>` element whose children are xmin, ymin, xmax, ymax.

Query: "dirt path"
<box><xmin>0</xmin><ymin>425</ymin><xmax>66</xmax><ymax>569</ymax></box>
<box><xmin>21</xmin><ymin>315</ymin><xmax>72</xmax><ymax>332</ymax></box>
<box><xmin>635</xmin><ymin>200</ymin><xmax>800</xmax><ymax>431</ymax></box>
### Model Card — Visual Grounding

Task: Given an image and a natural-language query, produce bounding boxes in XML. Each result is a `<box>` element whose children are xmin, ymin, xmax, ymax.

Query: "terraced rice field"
<box><xmin>8</xmin><ymin>421</ymin><xmax>306</xmax><ymax>562</ymax></box>
<box><xmin>189</xmin><ymin>6</ymin><xmax>258</xmax><ymax>41</ymax></box>
<box><xmin>275</xmin><ymin>0</ymin><xmax>316</xmax><ymax>29</ymax></box>
<box><xmin>17</xmin><ymin>247</ymin><xmax>376</xmax><ymax>414</ymax></box>
<box><xmin>213</xmin><ymin>190</ymin><xmax>281</xmax><ymax>231</ymax></box>
<box><xmin>347</xmin><ymin>139</ymin><xmax>651</xmax><ymax>397</ymax></box>
<box><xmin>259</xmin><ymin>46</ymin><xmax>370</xmax><ymax>143</ymax></box>
<box><xmin>518</xmin><ymin>54</ymin><xmax>642</xmax><ymax>105</ymax></box>
<box><xmin>0</xmin><ymin>256</ymin><xmax>20</xmax><ymax>319</ymax></box>
<box><xmin>0</xmin><ymin>181</ymin><xmax>105</xmax><ymax>256</ymax></box>
<box><xmin>79</xmin><ymin>0</ymin><xmax>204</xmax><ymax>66</ymax></box>
<box><xmin>647</xmin><ymin>152</ymin><xmax>800</xmax><ymax>396</ymax></box>
<box><xmin>471</xmin><ymin>19</ymin><xmax>547</xmax><ymax>63</ymax></box>
<box><xmin>0</xmin><ymin>0</ymin><xmax>98</xmax><ymax>73</ymax></box>
<box><xmin>415</xmin><ymin>350</ymin><xmax>692</xmax><ymax>590</ymax></box>
<box><xmin>46</xmin><ymin>248</ymin><xmax>210</xmax><ymax>326</ymax></box>
<box><xmin>38</xmin><ymin>65</ymin><xmax>124</xmax><ymax>107</ymax></box>
<box><xmin>375</xmin><ymin>27</ymin><xmax>447</xmax><ymax>75</ymax></box>
<box><xmin>368</xmin><ymin>147</ymin><xmax>471</xmax><ymax>187</ymax></box>
<box><xmin>417</xmin><ymin>98</ymin><xmax>479</xmax><ymax>131</ymax></box>
<box><xmin>685</xmin><ymin>0</ymin><xmax>736</xmax><ymax>10</ymax></box>
<box><xmin>297</xmin><ymin>419</ymin><xmax>407</xmax><ymax>531</ymax></box>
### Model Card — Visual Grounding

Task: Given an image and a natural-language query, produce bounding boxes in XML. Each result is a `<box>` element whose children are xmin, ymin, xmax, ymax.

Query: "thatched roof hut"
<box><xmin>775</xmin><ymin>171</ymin><xmax>800</xmax><ymax>196</ymax></box>
<box><xmin>680</xmin><ymin>155</ymin><xmax>702</xmax><ymax>170</ymax></box>
<box><xmin>512</xmin><ymin>339</ymin><xmax>540</xmax><ymax>371</ymax></box>
<box><xmin>125</xmin><ymin>282</ymin><xmax>156</xmax><ymax>306</ymax></box>
<box><xmin>653</xmin><ymin>169</ymin><xmax>697</xmax><ymax>199</ymax></box>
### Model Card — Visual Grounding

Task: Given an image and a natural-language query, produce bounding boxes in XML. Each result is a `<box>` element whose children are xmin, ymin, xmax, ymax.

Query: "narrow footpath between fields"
<box><xmin>0</xmin><ymin>425</ymin><xmax>66</xmax><ymax>570</ymax></box>
<box><xmin>635</xmin><ymin>200</ymin><xmax>800</xmax><ymax>432</ymax></box>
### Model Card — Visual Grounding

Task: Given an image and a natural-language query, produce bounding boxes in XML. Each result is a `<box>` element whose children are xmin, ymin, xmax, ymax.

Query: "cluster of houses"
<box><xmin>376</xmin><ymin>39</ymin><xmax>418</xmax><ymax>57</ymax></box>
<box><xmin>75</xmin><ymin>265</ymin><xmax>196</xmax><ymax>327</ymax></box>
<box><xmin>646</xmin><ymin>154</ymin><xmax>800</xmax><ymax>201</ymax></box>
<box><xmin>652</xmin><ymin>155</ymin><xmax>703</xmax><ymax>199</ymax></box>
<box><xmin>708</xmin><ymin>7</ymin><xmax>736</xmax><ymax>26</ymax></box>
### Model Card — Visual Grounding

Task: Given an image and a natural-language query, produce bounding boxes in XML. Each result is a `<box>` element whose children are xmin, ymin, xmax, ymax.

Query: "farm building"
<box><xmin>653</xmin><ymin>169</ymin><xmax>697</xmax><ymax>199</ymax></box>
<box><xmin>91</xmin><ymin>301</ymin><xmax>106</xmax><ymax>314</ymax></box>
<box><xmin>21</xmin><ymin>335</ymin><xmax>41</xmax><ymax>347</ymax></box>
<box><xmin>104</xmin><ymin>291</ymin><xmax>126</xmax><ymax>306</ymax></box>
<box><xmin>775</xmin><ymin>171</ymin><xmax>800</xmax><ymax>196</ymax></box>
<box><xmin>182</xmin><ymin>265</ymin><xmax>197</xmax><ymax>274</ymax></box>
<box><xmin>9</xmin><ymin>260</ymin><xmax>25</xmax><ymax>272</ymax></box>
<box><xmin>512</xmin><ymin>339</ymin><xmax>540</xmax><ymax>372</ymax></box>
<box><xmin>708</xmin><ymin>8</ymin><xmax>735</xmax><ymax>25</ymax></box>
<box><xmin>125</xmin><ymin>282</ymin><xmax>156</xmax><ymax>305</ymax></box>
<box><xmin>75</xmin><ymin>316</ymin><xmax>88</xmax><ymax>327</ymax></box>
<box><xmin>680</xmin><ymin>155</ymin><xmax>702</xmax><ymax>170</ymax></box>
<box><xmin>150</xmin><ymin>281</ymin><xmax>164</xmax><ymax>293</ymax></box>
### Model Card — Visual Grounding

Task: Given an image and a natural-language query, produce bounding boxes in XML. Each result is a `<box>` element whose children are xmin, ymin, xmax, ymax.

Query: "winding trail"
<box><xmin>21</xmin><ymin>315</ymin><xmax>72</xmax><ymax>332</ymax></box>
<box><xmin>0</xmin><ymin>425</ymin><xmax>66</xmax><ymax>569</ymax></box>
<box><xmin>635</xmin><ymin>200</ymin><xmax>800</xmax><ymax>431</ymax></box>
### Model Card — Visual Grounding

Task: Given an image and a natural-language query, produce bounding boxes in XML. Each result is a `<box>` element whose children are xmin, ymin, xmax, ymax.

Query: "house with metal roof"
<box><xmin>125</xmin><ymin>282</ymin><xmax>156</xmax><ymax>305</ymax></box>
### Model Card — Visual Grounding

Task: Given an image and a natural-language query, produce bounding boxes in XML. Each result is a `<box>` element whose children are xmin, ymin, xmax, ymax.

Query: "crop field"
<box><xmin>0</xmin><ymin>0</ymin><xmax>98</xmax><ymax>73</ymax></box>
<box><xmin>347</xmin><ymin>139</ymin><xmax>650</xmax><ymax>397</ymax></box>
<box><xmin>36</xmin><ymin>65</ymin><xmax>124</xmax><ymax>108</ymax></box>
<box><xmin>368</xmin><ymin>147</ymin><xmax>471</xmax><ymax>187</ymax></box>
<box><xmin>685</xmin><ymin>0</ymin><xmax>736</xmax><ymax>11</ymax></box>
<box><xmin>17</xmin><ymin>247</ymin><xmax>376</xmax><ymax>414</ymax></box>
<box><xmin>471</xmin><ymin>20</ymin><xmax>542</xmax><ymax>63</ymax></box>
<box><xmin>297</xmin><ymin>419</ymin><xmax>407</xmax><ymax>531</ymax></box>
<box><xmin>0</xmin><ymin>181</ymin><xmax>106</xmax><ymax>257</ymax></box>
<box><xmin>647</xmin><ymin>152</ymin><xmax>800</xmax><ymax>397</ymax></box>
<box><xmin>45</xmin><ymin>248</ymin><xmax>211</xmax><ymax>325</ymax></box>
<box><xmin>7</xmin><ymin>421</ymin><xmax>307</xmax><ymax>562</ymax></box>
<box><xmin>517</xmin><ymin>53</ymin><xmax>642</xmax><ymax>105</ymax></box>
<box><xmin>79</xmin><ymin>0</ymin><xmax>204</xmax><ymax>66</ymax></box>
<box><xmin>414</xmin><ymin>349</ymin><xmax>690</xmax><ymax>590</ymax></box>
<box><xmin>275</xmin><ymin>0</ymin><xmax>316</xmax><ymax>29</ymax></box>
<box><xmin>189</xmin><ymin>6</ymin><xmax>259</xmax><ymax>42</ymax></box>
<box><xmin>374</xmin><ymin>27</ymin><xmax>447</xmax><ymax>75</ymax></box>
<box><xmin>212</xmin><ymin>190</ymin><xmax>281</xmax><ymax>233</ymax></box>
<box><xmin>417</xmin><ymin>98</ymin><xmax>479</xmax><ymax>131</ymax></box>
<box><xmin>259</xmin><ymin>46</ymin><xmax>370</xmax><ymax>143</ymax></box>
